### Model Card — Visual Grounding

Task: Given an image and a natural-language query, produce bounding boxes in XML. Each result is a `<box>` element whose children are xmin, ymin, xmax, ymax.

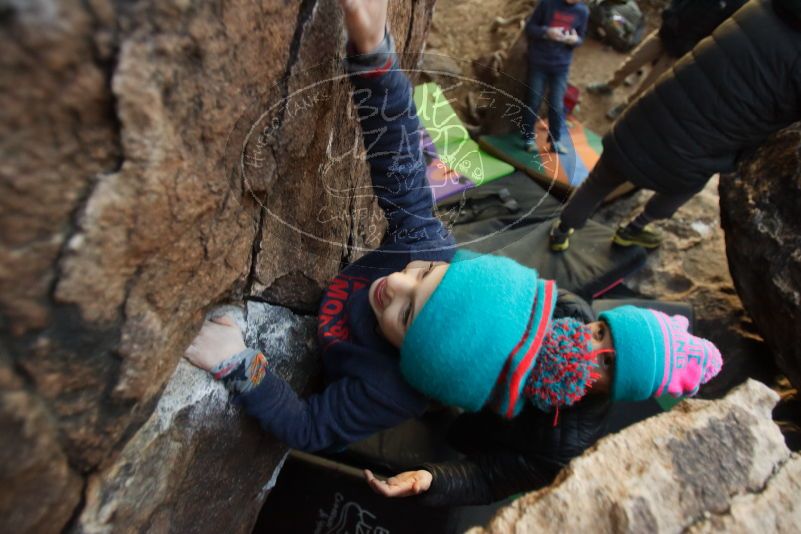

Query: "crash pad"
<box><xmin>420</xmin><ymin>128</ymin><xmax>475</xmax><ymax>202</ymax></box>
<box><xmin>452</xmin><ymin>218</ymin><xmax>646</xmax><ymax>300</ymax></box>
<box><xmin>441</xmin><ymin>173</ymin><xmax>646</xmax><ymax>300</ymax></box>
<box><xmin>436</xmin><ymin>171</ymin><xmax>562</xmax><ymax>228</ymax></box>
<box><xmin>478</xmin><ymin>118</ymin><xmax>634</xmax><ymax>200</ymax></box>
<box><xmin>254</xmin><ymin>453</ymin><xmax>455</xmax><ymax>533</ymax></box>
<box><xmin>414</xmin><ymin>82</ymin><xmax>515</xmax><ymax>198</ymax></box>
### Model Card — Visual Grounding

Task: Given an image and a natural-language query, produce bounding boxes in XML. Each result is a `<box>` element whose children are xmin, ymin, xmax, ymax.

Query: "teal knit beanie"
<box><xmin>600</xmin><ymin>305</ymin><xmax>723</xmax><ymax>402</ymax></box>
<box><xmin>400</xmin><ymin>250</ymin><xmax>557</xmax><ymax>418</ymax></box>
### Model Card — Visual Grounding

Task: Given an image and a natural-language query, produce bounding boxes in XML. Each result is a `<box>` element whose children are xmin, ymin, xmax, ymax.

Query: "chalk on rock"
<box><xmin>206</xmin><ymin>304</ymin><xmax>247</xmax><ymax>332</ymax></box>
<box><xmin>244</xmin><ymin>300</ymin><xmax>319</xmax><ymax>389</ymax></box>
<box><xmin>203</xmin><ymin>301</ymin><xmax>319</xmax><ymax>389</ymax></box>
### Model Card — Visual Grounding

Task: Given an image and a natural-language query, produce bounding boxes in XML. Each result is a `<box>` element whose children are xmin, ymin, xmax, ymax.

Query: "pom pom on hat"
<box><xmin>524</xmin><ymin>317</ymin><xmax>602</xmax><ymax>411</ymax></box>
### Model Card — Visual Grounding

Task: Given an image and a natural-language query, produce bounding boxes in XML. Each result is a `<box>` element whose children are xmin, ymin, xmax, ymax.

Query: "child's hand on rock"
<box><xmin>339</xmin><ymin>0</ymin><xmax>388</xmax><ymax>53</ymax></box>
<box><xmin>364</xmin><ymin>468</ymin><xmax>432</xmax><ymax>497</ymax></box>
<box><xmin>184</xmin><ymin>316</ymin><xmax>246</xmax><ymax>372</ymax></box>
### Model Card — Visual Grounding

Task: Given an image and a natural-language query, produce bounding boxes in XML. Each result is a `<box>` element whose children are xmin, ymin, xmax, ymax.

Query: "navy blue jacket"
<box><xmin>236</xmin><ymin>43</ymin><xmax>456</xmax><ymax>452</ymax></box>
<box><xmin>525</xmin><ymin>0</ymin><xmax>589</xmax><ymax>71</ymax></box>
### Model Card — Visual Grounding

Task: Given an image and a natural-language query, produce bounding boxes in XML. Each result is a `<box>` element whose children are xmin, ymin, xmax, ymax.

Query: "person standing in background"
<box><xmin>522</xmin><ymin>0</ymin><xmax>589</xmax><ymax>154</ymax></box>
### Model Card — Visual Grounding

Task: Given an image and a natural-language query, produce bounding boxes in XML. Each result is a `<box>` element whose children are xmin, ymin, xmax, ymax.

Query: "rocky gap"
<box><xmin>245</xmin><ymin>206</ymin><xmax>267</xmax><ymax>294</ymax></box>
<box><xmin>44</xmin><ymin>0</ymin><xmax>125</xmax><ymax>321</ymax></box>
<box><xmin>339</xmin><ymin>181</ymin><xmax>358</xmax><ymax>270</ymax></box>
<box><xmin>403</xmin><ymin>0</ymin><xmax>417</xmax><ymax>56</ymax></box>
<box><xmin>680</xmin><ymin>454</ymin><xmax>793</xmax><ymax>533</ymax></box>
<box><xmin>61</xmin><ymin>476</ymin><xmax>90</xmax><ymax>534</ymax></box>
<box><xmin>244</xmin><ymin>295</ymin><xmax>318</xmax><ymax>319</ymax></box>
<box><xmin>245</xmin><ymin>0</ymin><xmax>318</xmax><ymax>288</ymax></box>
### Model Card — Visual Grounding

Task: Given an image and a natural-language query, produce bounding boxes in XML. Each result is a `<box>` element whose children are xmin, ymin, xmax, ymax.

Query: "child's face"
<box><xmin>369</xmin><ymin>260</ymin><xmax>450</xmax><ymax>348</ymax></box>
<box><xmin>587</xmin><ymin>320</ymin><xmax>615</xmax><ymax>394</ymax></box>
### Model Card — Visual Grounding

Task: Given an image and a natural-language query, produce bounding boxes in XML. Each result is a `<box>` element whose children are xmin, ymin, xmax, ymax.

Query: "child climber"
<box><xmin>365</xmin><ymin>303</ymin><xmax>722</xmax><ymax>503</ymax></box>
<box><xmin>521</xmin><ymin>0</ymin><xmax>588</xmax><ymax>154</ymax></box>
<box><xmin>186</xmin><ymin>0</ymin><xmax>721</xmax><ymax>466</ymax></box>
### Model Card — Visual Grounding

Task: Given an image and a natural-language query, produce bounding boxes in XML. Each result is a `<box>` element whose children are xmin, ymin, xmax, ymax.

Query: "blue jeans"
<box><xmin>522</xmin><ymin>66</ymin><xmax>569</xmax><ymax>143</ymax></box>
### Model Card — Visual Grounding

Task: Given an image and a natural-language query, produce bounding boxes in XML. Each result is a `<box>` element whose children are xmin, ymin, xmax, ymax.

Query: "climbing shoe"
<box><xmin>587</xmin><ymin>81</ymin><xmax>612</xmax><ymax>95</ymax></box>
<box><xmin>613</xmin><ymin>224</ymin><xmax>663</xmax><ymax>249</ymax></box>
<box><xmin>549</xmin><ymin>220</ymin><xmax>574</xmax><ymax>252</ymax></box>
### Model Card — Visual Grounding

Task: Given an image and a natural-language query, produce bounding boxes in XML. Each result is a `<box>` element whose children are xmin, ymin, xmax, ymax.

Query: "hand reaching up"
<box><xmin>339</xmin><ymin>0</ymin><xmax>388</xmax><ymax>53</ymax></box>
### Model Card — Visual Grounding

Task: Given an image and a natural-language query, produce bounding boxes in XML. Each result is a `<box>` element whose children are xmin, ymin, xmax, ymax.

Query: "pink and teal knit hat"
<box><xmin>599</xmin><ymin>306</ymin><xmax>723</xmax><ymax>401</ymax></box>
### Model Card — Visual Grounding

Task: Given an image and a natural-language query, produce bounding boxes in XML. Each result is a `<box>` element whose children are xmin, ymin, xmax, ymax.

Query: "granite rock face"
<box><xmin>0</xmin><ymin>1</ymin><xmax>434</xmax><ymax>532</ymax></box>
<box><xmin>77</xmin><ymin>302</ymin><xmax>319</xmax><ymax>534</ymax></box>
<box><xmin>719</xmin><ymin>124</ymin><xmax>801</xmax><ymax>391</ymax></box>
<box><xmin>471</xmin><ymin>380</ymin><xmax>798</xmax><ymax>534</ymax></box>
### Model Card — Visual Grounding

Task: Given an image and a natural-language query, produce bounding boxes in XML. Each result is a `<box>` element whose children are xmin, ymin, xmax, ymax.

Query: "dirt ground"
<box><xmin>426</xmin><ymin>0</ymin><xmax>666</xmax><ymax>135</ymax></box>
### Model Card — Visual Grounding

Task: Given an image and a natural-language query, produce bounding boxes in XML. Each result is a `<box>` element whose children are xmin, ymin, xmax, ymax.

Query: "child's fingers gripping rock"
<box><xmin>184</xmin><ymin>315</ymin><xmax>246</xmax><ymax>372</ymax></box>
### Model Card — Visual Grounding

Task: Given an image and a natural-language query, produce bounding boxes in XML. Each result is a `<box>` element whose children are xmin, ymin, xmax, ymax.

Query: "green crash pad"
<box><xmin>479</xmin><ymin>122</ymin><xmax>634</xmax><ymax>201</ymax></box>
<box><xmin>414</xmin><ymin>82</ymin><xmax>514</xmax><ymax>186</ymax></box>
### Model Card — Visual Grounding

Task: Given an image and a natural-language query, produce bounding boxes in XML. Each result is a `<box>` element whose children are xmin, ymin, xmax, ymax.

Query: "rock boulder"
<box><xmin>719</xmin><ymin>124</ymin><xmax>801</xmax><ymax>391</ymax></box>
<box><xmin>471</xmin><ymin>380</ymin><xmax>799</xmax><ymax>534</ymax></box>
<box><xmin>0</xmin><ymin>1</ymin><xmax>434</xmax><ymax>532</ymax></box>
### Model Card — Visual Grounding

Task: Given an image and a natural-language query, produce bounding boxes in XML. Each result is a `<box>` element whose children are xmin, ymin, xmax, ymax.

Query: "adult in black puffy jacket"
<box><xmin>588</xmin><ymin>0</ymin><xmax>747</xmax><ymax>120</ymax></box>
<box><xmin>551</xmin><ymin>0</ymin><xmax>801</xmax><ymax>252</ymax></box>
<box><xmin>364</xmin><ymin>290</ymin><xmax>611</xmax><ymax>506</ymax></box>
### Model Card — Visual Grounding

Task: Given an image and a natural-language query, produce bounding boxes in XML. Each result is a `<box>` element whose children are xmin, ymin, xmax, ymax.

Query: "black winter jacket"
<box><xmin>603</xmin><ymin>0</ymin><xmax>801</xmax><ymax>195</ymax></box>
<box><xmin>659</xmin><ymin>0</ymin><xmax>748</xmax><ymax>58</ymax></box>
<box><xmin>416</xmin><ymin>290</ymin><xmax>610</xmax><ymax>506</ymax></box>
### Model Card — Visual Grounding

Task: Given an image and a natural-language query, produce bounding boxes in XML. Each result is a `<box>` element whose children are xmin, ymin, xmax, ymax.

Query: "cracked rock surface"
<box><xmin>0</xmin><ymin>1</ymin><xmax>434</xmax><ymax>532</ymax></box>
<box><xmin>77</xmin><ymin>301</ymin><xmax>318</xmax><ymax>534</ymax></box>
<box><xmin>470</xmin><ymin>380</ymin><xmax>799</xmax><ymax>534</ymax></box>
<box><xmin>719</xmin><ymin>124</ymin><xmax>801</xmax><ymax>392</ymax></box>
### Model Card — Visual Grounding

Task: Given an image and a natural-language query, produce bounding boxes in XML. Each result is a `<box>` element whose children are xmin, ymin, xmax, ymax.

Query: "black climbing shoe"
<box><xmin>613</xmin><ymin>224</ymin><xmax>663</xmax><ymax>249</ymax></box>
<box><xmin>550</xmin><ymin>220</ymin><xmax>574</xmax><ymax>252</ymax></box>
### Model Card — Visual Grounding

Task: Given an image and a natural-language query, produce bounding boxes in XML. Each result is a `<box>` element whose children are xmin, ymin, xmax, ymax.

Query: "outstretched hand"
<box><xmin>339</xmin><ymin>0</ymin><xmax>388</xmax><ymax>53</ymax></box>
<box><xmin>184</xmin><ymin>315</ymin><xmax>246</xmax><ymax>372</ymax></box>
<box><xmin>364</xmin><ymin>469</ymin><xmax>433</xmax><ymax>498</ymax></box>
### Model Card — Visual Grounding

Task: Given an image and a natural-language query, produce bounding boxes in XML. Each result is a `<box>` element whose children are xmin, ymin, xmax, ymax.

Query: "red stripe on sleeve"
<box><xmin>359</xmin><ymin>57</ymin><xmax>394</xmax><ymax>79</ymax></box>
